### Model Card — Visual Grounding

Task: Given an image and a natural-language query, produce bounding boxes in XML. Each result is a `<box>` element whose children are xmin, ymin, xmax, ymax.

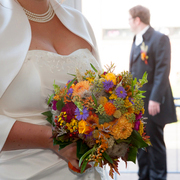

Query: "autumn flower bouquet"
<box><xmin>42</xmin><ymin>63</ymin><xmax>151</xmax><ymax>179</ymax></box>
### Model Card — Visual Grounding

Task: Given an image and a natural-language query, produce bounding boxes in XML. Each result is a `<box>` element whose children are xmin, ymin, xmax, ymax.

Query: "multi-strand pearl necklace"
<box><xmin>23</xmin><ymin>3</ymin><xmax>55</xmax><ymax>23</ymax></box>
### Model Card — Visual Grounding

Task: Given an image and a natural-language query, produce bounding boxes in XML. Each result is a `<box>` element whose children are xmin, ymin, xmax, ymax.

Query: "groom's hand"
<box><xmin>148</xmin><ymin>100</ymin><xmax>160</xmax><ymax>116</ymax></box>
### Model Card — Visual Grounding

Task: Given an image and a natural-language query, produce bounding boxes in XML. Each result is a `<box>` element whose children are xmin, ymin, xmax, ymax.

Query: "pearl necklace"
<box><xmin>23</xmin><ymin>3</ymin><xmax>55</xmax><ymax>23</ymax></box>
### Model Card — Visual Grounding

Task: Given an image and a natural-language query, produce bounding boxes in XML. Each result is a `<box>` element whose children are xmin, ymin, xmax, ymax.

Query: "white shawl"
<box><xmin>0</xmin><ymin>0</ymin><xmax>100</xmax><ymax>98</ymax></box>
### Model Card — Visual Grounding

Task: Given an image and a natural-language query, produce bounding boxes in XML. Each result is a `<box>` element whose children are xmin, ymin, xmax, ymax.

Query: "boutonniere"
<box><xmin>140</xmin><ymin>42</ymin><xmax>148</xmax><ymax>65</ymax></box>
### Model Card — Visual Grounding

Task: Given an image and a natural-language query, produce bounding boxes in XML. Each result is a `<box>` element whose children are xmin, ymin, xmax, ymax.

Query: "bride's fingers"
<box><xmin>69</xmin><ymin>159</ymin><xmax>80</xmax><ymax>170</ymax></box>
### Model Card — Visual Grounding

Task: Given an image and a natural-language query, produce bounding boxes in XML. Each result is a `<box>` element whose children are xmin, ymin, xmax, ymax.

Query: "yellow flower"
<box><xmin>109</xmin><ymin>93</ymin><xmax>118</xmax><ymax>100</ymax></box>
<box><xmin>124</xmin><ymin>97</ymin><xmax>132</xmax><ymax>107</ymax></box>
<box><xmin>138</xmin><ymin>120</ymin><xmax>144</xmax><ymax>136</ymax></box>
<box><xmin>141</xmin><ymin>108</ymin><xmax>145</xmax><ymax>114</ymax></box>
<box><xmin>98</xmin><ymin>96</ymin><xmax>108</xmax><ymax>105</ymax></box>
<box><xmin>105</xmin><ymin>73</ymin><xmax>116</xmax><ymax>85</ymax></box>
<box><xmin>113</xmin><ymin>110</ymin><xmax>121</xmax><ymax>118</ymax></box>
<box><xmin>86</xmin><ymin>77</ymin><xmax>95</xmax><ymax>83</ymax></box>
<box><xmin>78</xmin><ymin>120</ymin><xmax>90</xmax><ymax>134</ymax></box>
<box><xmin>111</xmin><ymin>116</ymin><xmax>133</xmax><ymax>140</ymax></box>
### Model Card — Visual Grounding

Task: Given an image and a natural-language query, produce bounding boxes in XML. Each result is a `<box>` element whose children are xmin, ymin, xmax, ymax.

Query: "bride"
<box><xmin>0</xmin><ymin>0</ymin><xmax>106</xmax><ymax>179</ymax></box>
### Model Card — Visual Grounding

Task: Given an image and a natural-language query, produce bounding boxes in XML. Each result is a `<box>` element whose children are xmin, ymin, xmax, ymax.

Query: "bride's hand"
<box><xmin>54</xmin><ymin>142</ymin><xmax>80</xmax><ymax>169</ymax></box>
<box><xmin>53</xmin><ymin>142</ymin><xmax>92</xmax><ymax>171</ymax></box>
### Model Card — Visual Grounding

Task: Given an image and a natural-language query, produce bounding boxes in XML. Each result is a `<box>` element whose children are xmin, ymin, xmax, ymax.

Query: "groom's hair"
<box><xmin>129</xmin><ymin>5</ymin><xmax>150</xmax><ymax>25</ymax></box>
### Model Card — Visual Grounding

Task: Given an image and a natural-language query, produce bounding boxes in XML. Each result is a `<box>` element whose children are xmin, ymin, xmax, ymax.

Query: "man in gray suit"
<box><xmin>129</xmin><ymin>5</ymin><xmax>177</xmax><ymax>180</ymax></box>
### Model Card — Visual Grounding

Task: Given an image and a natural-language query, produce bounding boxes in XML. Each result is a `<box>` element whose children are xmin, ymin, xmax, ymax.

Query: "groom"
<box><xmin>128</xmin><ymin>5</ymin><xmax>177</xmax><ymax>180</ymax></box>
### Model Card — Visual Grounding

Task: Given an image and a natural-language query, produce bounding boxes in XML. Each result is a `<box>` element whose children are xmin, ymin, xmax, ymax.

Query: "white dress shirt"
<box><xmin>135</xmin><ymin>25</ymin><xmax>150</xmax><ymax>46</ymax></box>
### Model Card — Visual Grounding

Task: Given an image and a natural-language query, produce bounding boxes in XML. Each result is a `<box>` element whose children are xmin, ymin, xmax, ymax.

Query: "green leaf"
<box><xmin>67</xmin><ymin>78</ymin><xmax>76</xmax><ymax>90</ymax></box>
<box><xmin>116</xmin><ymin>138</ymin><xmax>131</xmax><ymax>144</ymax></box>
<box><xmin>79</xmin><ymin>148</ymin><xmax>94</xmax><ymax>167</ymax></box>
<box><xmin>138</xmin><ymin>90</ymin><xmax>146</xmax><ymax>94</ymax></box>
<box><xmin>99</xmin><ymin>114</ymin><xmax>113</xmax><ymax>124</ymax></box>
<box><xmin>81</xmin><ymin>159</ymin><xmax>89</xmax><ymax>173</ymax></box>
<box><xmin>67</xmin><ymin>73</ymin><xmax>76</xmax><ymax>77</ymax></box>
<box><xmin>76</xmin><ymin>140</ymin><xmax>90</xmax><ymax>160</ymax></box>
<box><xmin>102</xmin><ymin>151</ymin><xmax>113</xmax><ymax>164</ymax></box>
<box><xmin>46</xmin><ymin>116</ymin><xmax>54</xmax><ymax>125</ymax></box>
<box><xmin>53</xmin><ymin>81</ymin><xmax>60</xmax><ymax>94</ymax></box>
<box><xmin>127</xmin><ymin>146</ymin><xmax>138</xmax><ymax>163</ymax></box>
<box><xmin>131</xmin><ymin>78</ymin><xmax>137</xmax><ymax>95</ymax></box>
<box><xmin>133</xmin><ymin>78</ymin><xmax>137</xmax><ymax>86</ymax></box>
<box><xmin>47</xmin><ymin>94</ymin><xmax>54</xmax><ymax>105</ymax></box>
<box><xmin>90</xmin><ymin>63</ymin><xmax>98</xmax><ymax>73</ymax></box>
<box><xmin>128</xmin><ymin>130</ymin><xmax>148</xmax><ymax>149</ymax></box>
<box><xmin>56</xmin><ymin>99</ymin><xmax>65</xmax><ymax>111</ymax></box>
<box><xmin>53</xmin><ymin>138</ymin><xmax>72</xmax><ymax>150</ymax></box>
<box><xmin>74</xmin><ymin>101</ymin><xmax>83</xmax><ymax>112</ymax></box>
<box><xmin>42</xmin><ymin>111</ymin><xmax>53</xmax><ymax>125</ymax></box>
<box><xmin>92</xmin><ymin>93</ymin><xmax>97</xmax><ymax>106</ymax></box>
<box><xmin>139</xmin><ymin>72</ymin><xmax>148</xmax><ymax>86</ymax></box>
<box><xmin>42</xmin><ymin>111</ymin><xmax>52</xmax><ymax>117</ymax></box>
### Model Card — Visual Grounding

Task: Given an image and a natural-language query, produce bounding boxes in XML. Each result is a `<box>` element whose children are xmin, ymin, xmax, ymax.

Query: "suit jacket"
<box><xmin>0</xmin><ymin>0</ymin><xmax>101</xmax><ymax>99</ymax></box>
<box><xmin>0</xmin><ymin>0</ymin><xmax>100</xmax><ymax>150</ymax></box>
<box><xmin>130</xmin><ymin>26</ymin><xmax>177</xmax><ymax>126</ymax></box>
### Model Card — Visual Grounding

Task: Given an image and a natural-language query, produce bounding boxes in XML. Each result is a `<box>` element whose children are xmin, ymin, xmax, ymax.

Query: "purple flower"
<box><xmin>85</xmin><ymin>131</ymin><xmax>93</xmax><ymax>139</ymax></box>
<box><xmin>52</xmin><ymin>100</ymin><xmax>57</xmax><ymax>110</ymax></box>
<box><xmin>116</xmin><ymin>86</ymin><xmax>127</xmax><ymax>98</ymax></box>
<box><xmin>103</xmin><ymin>80</ymin><xmax>114</xmax><ymax>91</ymax></box>
<box><xmin>75</xmin><ymin>107</ymin><xmax>89</xmax><ymax>120</ymax></box>
<box><xmin>109</xmin><ymin>100</ymin><xmax>114</xmax><ymax>103</ymax></box>
<box><xmin>67</xmin><ymin>79</ymin><xmax>73</xmax><ymax>84</ymax></box>
<box><xmin>128</xmin><ymin>97</ymin><xmax>134</xmax><ymax>104</ymax></box>
<box><xmin>67</xmin><ymin>88</ymin><xmax>73</xmax><ymax>96</ymax></box>
<box><xmin>134</xmin><ymin>120</ymin><xmax>140</xmax><ymax>131</ymax></box>
<box><xmin>136</xmin><ymin>112</ymin><xmax>142</xmax><ymax>120</ymax></box>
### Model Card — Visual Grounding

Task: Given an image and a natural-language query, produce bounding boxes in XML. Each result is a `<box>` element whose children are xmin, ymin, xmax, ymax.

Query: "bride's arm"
<box><xmin>2</xmin><ymin>121</ymin><xmax>52</xmax><ymax>151</ymax></box>
<box><xmin>2</xmin><ymin>121</ymin><xmax>80</xmax><ymax>169</ymax></box>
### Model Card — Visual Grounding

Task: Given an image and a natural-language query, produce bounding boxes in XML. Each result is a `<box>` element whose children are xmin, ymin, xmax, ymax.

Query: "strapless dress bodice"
<box><xmin>0</xmin><ymin>48</ymin><xmax>101</xmax><ymax>124</ymax></box>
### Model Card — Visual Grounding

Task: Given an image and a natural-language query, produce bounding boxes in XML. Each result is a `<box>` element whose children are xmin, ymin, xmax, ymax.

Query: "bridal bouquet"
<box><xmin>42</xmin><ymin>63</ymin><xmax>151</xmax><ymax>179</ymax></box>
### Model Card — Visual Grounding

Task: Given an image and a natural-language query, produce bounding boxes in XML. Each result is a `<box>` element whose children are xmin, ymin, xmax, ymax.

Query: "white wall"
<box><xmin>62</xmin><ymin>0</ymin><xmax>81</xmax><ymax>11</ymax></box>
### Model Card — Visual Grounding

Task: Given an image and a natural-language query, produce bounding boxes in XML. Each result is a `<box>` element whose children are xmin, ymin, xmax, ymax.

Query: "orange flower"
<box><xmin>104</xmin><ymin>102</ymin><xmax>116</xmax><ymax>116</ymax></box>
<box><xmin>111</xmin><ymin>116</ymin><xmax>133</xmax><ymax>140</ymax></box>
<box><xmin>141</xmin><ymin>52</ymin><xmax>148</xmax><ymax>64</ymax></box>
<box><xmin>128</xmin><ymin>106</ymin><xmax>134</xmax><ymax>114</ymax></box>
<box><xmin>141</xmin><ymin>52</ymin><xmax>146</xmax><ymax>60</ymax></box>
<box><xmin>72</xmin><ymin>81</ymin><xmax>90</xmax><ymax>97</ymax></box>
<box><xmin>86</xmin><ymin>115</ymin><xmax>99</xmax><ymax>128</ymax></box>
<box><xmin>54</xmin><ymin>94</ymin><xmax>60</xmax><ymax>101</ymax></box>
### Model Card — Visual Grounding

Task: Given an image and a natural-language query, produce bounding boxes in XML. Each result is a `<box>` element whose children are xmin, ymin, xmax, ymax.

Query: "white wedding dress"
<box><xmin>0</xmin><ymin>49</ymin><xmax>107</xmax><ymax>180</ymax></box>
